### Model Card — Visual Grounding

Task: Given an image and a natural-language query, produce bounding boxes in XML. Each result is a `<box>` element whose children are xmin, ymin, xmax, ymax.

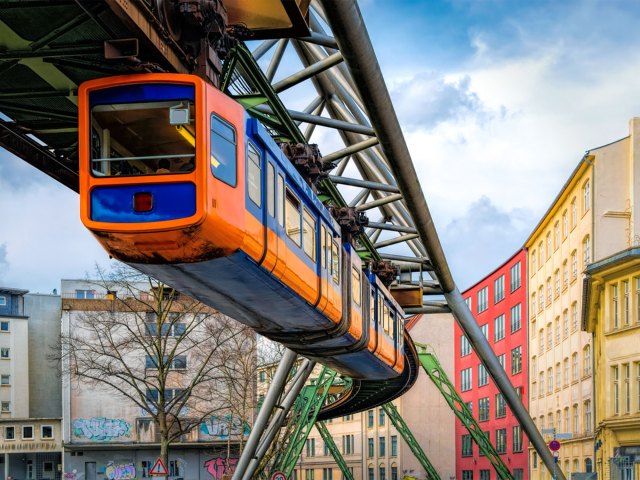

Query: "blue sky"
<box><xmin>3</xmin><ymin>0</ymin><xmax>640</xmax><ymax>292</ymax></box>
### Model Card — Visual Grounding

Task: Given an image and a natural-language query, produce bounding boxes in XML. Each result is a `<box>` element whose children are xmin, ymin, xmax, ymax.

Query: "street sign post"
<box><xmin>149</xmin><ymin>458</ymin><xmax>168</xmax><ymax>476</ymax></box>
<box><xmin>549</xmin><ymin>440</ymin><xmax>561</xmax><ymax>451</ymax></box>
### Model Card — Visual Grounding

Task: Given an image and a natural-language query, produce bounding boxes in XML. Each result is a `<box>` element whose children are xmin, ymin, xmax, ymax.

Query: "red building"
<box><xmin>455</xmin><ymin>249</ymin><xmax>528</xmax><ymax>480</ymax></box>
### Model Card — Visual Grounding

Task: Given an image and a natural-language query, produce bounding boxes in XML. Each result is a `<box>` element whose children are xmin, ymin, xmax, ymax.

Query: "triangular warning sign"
<box><xmin>149</xmin><ymin>458</ymin><xmax>168</xmax><ymax>476</ymax></box>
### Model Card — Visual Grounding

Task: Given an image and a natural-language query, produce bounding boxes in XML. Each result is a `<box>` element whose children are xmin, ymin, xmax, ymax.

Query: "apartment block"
<box><xmin>526</xmin><ymin>117</ymin><xmax>640</xmax><ymax>478</ymax></box>
<box><xmin>457</xmin><ymin>249</ymin><xmax>528</xmax><ymax>480</ymax></box>
<box><xmin>0</xmin><ymin>287</ymin><xmax>62</xmax><ymax>480</ymax></box>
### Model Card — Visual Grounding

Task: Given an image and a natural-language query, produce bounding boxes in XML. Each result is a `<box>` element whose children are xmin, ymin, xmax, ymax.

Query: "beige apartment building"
<box><xmin>291</xmin><ymin>313</ymin><xmax>456</xmax><ymax>480</ymax></box>
<box><xmin>526</xmin><ymin>117</ymin><xmax>640</xmax><ymax>479</ymax></box>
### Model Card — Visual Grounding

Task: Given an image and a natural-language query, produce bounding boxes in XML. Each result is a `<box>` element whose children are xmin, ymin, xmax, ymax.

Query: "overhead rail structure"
<box><xmin>0</xmin><ymin>1</ymin><xmax>563</xmax><ymax>478</ymax></box>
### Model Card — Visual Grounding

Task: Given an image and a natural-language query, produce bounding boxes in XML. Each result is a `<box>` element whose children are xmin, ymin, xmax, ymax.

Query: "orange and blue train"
<box><xmin>79</xmin><ymin>73</ymin><xmax>406</xmax><ymax>380</ymax></box>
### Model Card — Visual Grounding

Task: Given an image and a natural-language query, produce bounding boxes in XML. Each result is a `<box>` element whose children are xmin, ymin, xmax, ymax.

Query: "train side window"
<box><xmin>321</xmin><ymin>225</ymin><xmax>327</xmax><ymax>270</ymax></box>
<box><xmin>383</xmin><ymin>302</ymin><xmax>390</xmax><ymax>335</ymax></box>
<box><xmin>302</xmin><ymin>208</ymin><xmax>316</xmax><ymax>261</ymax></box>
<box><xmin>267</xmin><ymin>163</ymin><xmax>275</xmax><ymax>217</ymax></box>
<box><xmin>331</xmin><ymin>241</ymin><xmax>340</xmax><ymax>284</ymax></box>
<box><xmin>352</xmin><ymin>267</ymin><xmax>361</xmax><ymax>306</ymax></box>
<box><xmin>277</xmin><ymin>175</ymin><xmax>284</xmax><ymax>226</ymax></box>
<box><xmin>285</xmin><ymin>189</ymin><xmax>301</xmax><ymax>246</ymax></box>
<box><xmin>370</xmin><ymin>290</ymin><xmax>376</xmax><ymax>326</ymax></box>
<box><xmin>210</xmin><ymin>114</ymin><xmax>237</xmax><ymax>187</ymax></box>
<box><xmin>247</xmin><ymin>141</ymin><xmax>261</xmax><ymax>206</ymax></box>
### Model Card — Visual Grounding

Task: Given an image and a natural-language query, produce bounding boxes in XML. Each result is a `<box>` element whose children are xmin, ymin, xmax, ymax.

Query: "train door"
<box><xmin>261</xmin><ymin>154</ymin><xmax>279</xmax><ymax>272</ymax></box>
<box><xmin>245</xmin><ymin>140</ymin><xmax>266</xmax><ymax>262</ymax></box>
<box><xmin>271</xmin><ymin>170</ymin><xmax>286</xmax><ymax>279</ymax></box>
<box><xmin>316</xmin><ymin>223</ymin><xmax>330</xmax><ymax>312</ymax></box>
<box><xmin>369</xmin><ymin>286</ymin><xmax>378</xmax><ymax>352</ymax></box>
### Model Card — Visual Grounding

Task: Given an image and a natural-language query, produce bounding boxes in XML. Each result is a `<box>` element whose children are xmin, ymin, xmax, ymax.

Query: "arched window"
<box><xmin>585</xmin><ymin>458</ymin><xmax>593</xmax><ymax>473</ymax></box>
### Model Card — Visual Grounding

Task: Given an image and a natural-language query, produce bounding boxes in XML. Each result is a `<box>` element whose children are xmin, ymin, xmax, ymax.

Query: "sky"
<box><xmin>3</xmin><ymin>0</ymin><xmax>640</xmax><ymax>293</ymax></box>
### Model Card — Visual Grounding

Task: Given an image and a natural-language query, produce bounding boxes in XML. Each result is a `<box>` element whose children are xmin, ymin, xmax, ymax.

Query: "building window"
<box><xmin>494</xmin><ymin>314</ymin><xmax>505</xmax><ymax>342</ymax></box>
<box><xmin>462</xmin><ymin>471</ymin><xmax>473</xmax><ymax>480</ymax></box>
<box><xmin>583</xmin><ymin>235</ymin><xmax>591</xmax><ymax>266</ymax></box>
<box><xmin>555</xmin><ymin>316</ymin><xmax>560</xmax><ymax>344</ymax></box>
<box><xmin>510</xmin><ymin>261</ymin><xmax>521</xmax><ymax>292</ymax></box>
<box><xmin>0</xmin><ymin>296</ymin><xmax>5</xmax><ymax>306</ymax></box>
<box><xmin>0</xmin><ymin>348</ymin><xmax>9</xmax><ymax>359</ymax></box>
<box><xmin>306</xmin><ymin>438</ymin><xmax>315</xmax><ymax>457</ymax></box>
<box><xmin>461</xmin><ymin>368</ymin><xmax>473</xmax><ymax>392</ymax></box>
<box><xmin>391</xmin><ymin>435</ymin><xmax>397</xmax><ymax>456</ymax></box>
<box><xmin>613</xmin><ymin>365</ymin><xmax>620</xmax><ymax>415</ymax></box>
<box><xmin>547</xmin><ymin>368</ymin><xmax>553</xmax><ymax>393</ymax></box>
<box><xmin>462</xmin><ymin>434</ymin><xmax>473</xmax><ymax>456</ymax></box>
<box><xmin>0</xmin><ymin>402</ymin><xmax>9</xmax><ymax>412</ymax></box>
<box><xmin>379</xmin><ymin>436</ymin><xmax>385</xmax><ymax>456</ymax></box>
<box><xmin>625</xmin><ymin>363</ymin><xmax>631</xmax><ymax>414</ymax></box>
<box><xmin>75</xmin><ymin>289</ymin><xmax>95</xmax><ymax>299</ymax></box>
<box><xmin>539</xmin><ymin>328</ymin><xmax>544</xmax><ymax>354</ymax></box>
<box><xmin>379</xmin><ymin>408</ymin><xmax>385</xmax><ymax>427</ymax></box>
<box><xmin>322</xmin><ymin>468</ymin><xmax>333</xmax><ymax>480</ymax></box>
<box><xmin>391</xmin><ymin>466</ymin><xmax>398</xmax><ymax>480</ymax></box>
<box><xmin>572</xmin><ymin>302</ymin><xmax>578</xmax><ymax>331</ymax></box>
<box><xmin>495</xmin><ymin>393</ymin><xmax>506</xmax><ymax>418</ymax></box>
<box><xmin>613</xmin><ymin>283</ymin><xmax>619</xmax><ymax>329</ymax></box>
<box><xmin>547</xmin><ymin>323</ymin><xmax>553</xmax><ymax>349</ymax></box>
<box><xmin>538</xmin><ymin>286</ymin><xmax>544</xmax><ymax>311</ymax></box>
<box><xmin>368</xmin><ymin>410</ymin><xmax>374</xmax><ymax>428</ymax></box>
<box><xmin>498</xmin><ymin>353</ymin><xmax>505</xmax><ymax>370</ymax></box>
<box><xmin>4</xmin><ymin>426</ymin><xmax>14</xmax><ymax>440</ymax></box>
<box><xmin>573</xmin><ymin>404</ymin><xmax>579</xmax><ymax>432</ymax></box>
<box><xmin>343</xmin><ymin>434</ymin><xmax>355</xmax><ymax>455</ymax></box>
<box><xmin>379</xmin><ymin>466</ymin><xmax>386</xmax><ymax>480</ymax></box>
<box><xmin>41</xmin><ymin>425</ymin><xmax>53</xmax><ymax>439</ymax></box>
<box><xmin>546</xmin><ymin>277</ymin><xmax>552</xmax><ymax>304</ymax></box>
<box><xmin>563</xmin><ymin>309</ymin><xmax>569</xmax><ymax>337</ymax></box>
<box><xmin>554</xmin><ymin>221</ymin><xmax>560</xmax><ymax>250</ymax></box>
<box><xmin>306</xmin><ymin>469</ymin><xmax>315</xmax><ymax>480</ymax></box>
<box><xmin>554</xmin><ymin>270</ymin><xmax>560</xmax><ymax>297</ymax></box>
<box><xmin>480</xmin><ymin>471</ymin><xmax>490</xmax><ymax>480</ymax></box>
<box><xmin>477</xmin><ymin>287</ymin><xmax>488</xmax><ymax>313</ymax></box>
<box><xmin>495</xmin><ymin>428</ymin><xmax>507</xmax><ymax>453</ymax></box>
<box><xmin>571</xmin><ymin>197</ymin><xmax>577</xmax><ymax>227</ymax></box>
<box><xmin>479</xmin><ymin>397</ymin><xmax>490</xmax><ymax>422</ymax></box>
<box><xmin>532</xmin><ymin>251</ymin><xmax>537</xmax><ymax>273</ymax></box>
<box><xmin>22</xmin><ymin>426</ymin><xmax>34</xmax><ymax>439</ymax></box>
<box><xmin>571</xmin><ymin>250</ymin><xmax>577</xmax><ymax>279</ymax></box>
<box><xmin>531</xmin><ymin>293</ymin><xmax>536</xmax><ymax>316</ymax></box>
<box><xmin>511</xmin><ymin>346</ymin><xmax>522</xmax><ymax>374</ymax></box>
<box><xmin>478</xmin><ymin>364</ymin><xmax>488</xmax><ymax>387</ymax></box>
<box><xmin>624</xmin><ymin>280</ymin><xmax>630</xmax><ymax>326</ymax></box>
<box><xmin>546</xmin><ymin>232</ymin><xmax>552</xmax><ymax>259</ymax></box>
<box><xmin>461</xmin><ymin>335</ymin><xmax>472</xmax><ymax>357</ymax></box>
<box><xmin>584</xmin><ymin>400</ymin><xmax>592</xmax><ymax>433</ymax></box>
<box><xmin>367</xmin><ymin>438</ymin><xmax>374</xmax><ymax>457</ymax></box>
<box><xmin>0</xmin><ymin>375</ymin><xmax>9</xmax><ymax>385</ymax></box>
<box><xmin>512</xmin><ymin>425</ymin><xmax>523</xmax><ymax>452</ymax></box>
<box><xmin>584</xmin><ymin>345</ymin><xmax>591</xmax><ymax>376</ymax></box>
<box><xmin>0</xmin><ymin>321</ymin><xmax>8</xmax><ymax>332</ymax></box>
<box><xmin>368</xmin><ymin>468</ymin><xmax>374</xmax><ymax>480</ymax></box>
<box><xmin>494</xmin><ymin>275</ymin><xmax>505</xmax><ymax>304</ymax></box>
<box><xmin>562</xmin><ymin>260</ymin><xmax>568</xmax><ymax>289</ymax></box>
<box><xmin>464</xmin><ymin>296</ymin><xmax>472</xmax><ymax>311</ymax></box>
<box><xmin>583</xmin><ymin>179</ymin><xmax>590</xmax><ymax>213</ymax></box>
<box><xmin>539</xmin><ymin>372</ymin><xmax>545</xmax><ymax>397</ymax></box>
<box><xmin>572</xmin><ymin>353</ymin><xmax>579</xmax><ymax>381</ymax></box>
<box><xmin>481</xmin><ymin>324</ymin><xmax>488</xmax><ymax>340</ymax></box>
<box><xmin>510</xmin><ymin>303</ymin><xmax>521</xmax><ymax>333</ymax></box>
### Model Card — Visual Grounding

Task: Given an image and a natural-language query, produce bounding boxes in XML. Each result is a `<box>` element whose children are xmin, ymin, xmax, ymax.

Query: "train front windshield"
<box><xmin>90</xmin><ymin>96</ymin><xmax>196</xmax><ymax>177</ymax></box>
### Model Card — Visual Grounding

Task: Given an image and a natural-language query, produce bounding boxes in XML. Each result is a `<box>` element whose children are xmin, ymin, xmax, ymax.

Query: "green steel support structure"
<box><xmin>315</xmin><ymin>421</ymin><xmax>354</xmax><ymax>480</ymax></box>
<box><xmin>382</xmin><ymin>402</ymin><xmax>441</xmax><ymax>480</ymax></box>
<box><xmin>268</xmin><ymin>367</ymin><xmax>339</xmax><ymax>479</ymax></box>
<box><xmin>415</xmin><ymin>343</ymin><xmax>514</xmax><ymax>480</ymax></box>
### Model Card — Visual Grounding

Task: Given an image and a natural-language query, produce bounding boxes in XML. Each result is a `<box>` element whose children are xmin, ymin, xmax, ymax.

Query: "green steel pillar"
<box><xmin>269</xmin><ymin>367</ymin><xmax>338</xmax><ymax>478</ymax></box>
<box><xmin>416</xmin><ymin>343</ymin><xmax>514</xmax><ymax>480</ymax></box>
<box><xmin>382</xmin><ymin>402</ymin><xmax>440</xmax><ymax>480</ymax></box>
<box><xmin>315</xmin><ymin>421</ymin><xmax>354</xmax><ymax>480</ymax></box>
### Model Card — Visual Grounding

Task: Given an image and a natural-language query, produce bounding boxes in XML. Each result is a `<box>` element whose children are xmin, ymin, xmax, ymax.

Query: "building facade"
<box><xmin>0</xmin><ymin>287</ymin><xmax>62</xmax><ymax>480</ymax></box>
<box><xmin>526</xmin><ymin>117</ymin><xmax>640</xmax><ymax>478</ymax></box>
<box><xmin>456</xmin><ymin>250</ymin><xmax>529</xmax><ymax>480</ymax></box>
<box><xmin>583</xmin><ymin>248</ymin><xmax>640</xmax><ymax>480</ymax></box>
<box><xmin>61</xmin><ymin>279</ymin><xmax>251</xmax><ymax>480</ymax></box>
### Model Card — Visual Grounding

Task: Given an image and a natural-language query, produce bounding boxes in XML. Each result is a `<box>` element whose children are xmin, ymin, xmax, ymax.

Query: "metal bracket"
<box><xmin>330</xmin><ymin>206</ymin><xmax>368</xmax><ymax>243</ymax></box>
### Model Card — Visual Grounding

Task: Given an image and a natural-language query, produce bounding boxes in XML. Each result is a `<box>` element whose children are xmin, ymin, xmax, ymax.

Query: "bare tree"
<box><xmin>58</xmin><ymin>265</ymin><xmax>255</xmax><ymax>475</ymax></box>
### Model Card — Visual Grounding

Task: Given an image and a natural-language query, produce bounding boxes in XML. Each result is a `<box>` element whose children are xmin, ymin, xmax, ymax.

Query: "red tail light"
<box><xmin>133</xmin><ymin>192</ymin><xmax>153</xmax><ymax>212</ymax></box>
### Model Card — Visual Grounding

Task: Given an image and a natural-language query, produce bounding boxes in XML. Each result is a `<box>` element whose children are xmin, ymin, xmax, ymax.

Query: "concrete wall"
<box><xmin>401</xmin><ymin>313</ymin><xmax>456</xmax><ymax>480</ymax></box>
<box><xmin>25</xmin><ymin>293</ymin><xmax>62</xmax><ymax>418</ymax></box>
<box><xmin>0</xmin><ymin>314</ymin><xmax>29</xmax><ymax>419</ymax></box>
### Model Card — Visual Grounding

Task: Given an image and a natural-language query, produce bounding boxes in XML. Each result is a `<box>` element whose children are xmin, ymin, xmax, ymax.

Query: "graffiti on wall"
<box><xmin>72</xmin><ymin>418</ymin><xmax>132</xmax><ymax>441</ymax></box>
<box><xmin>105</xmin><ymin>463</ymin><xmax>135</xmax><ymax>480</ymax></box>
<box><xmin>200</xmin><ymin>416</ymin><xmax>249</xmax><ymax>439</ymax></box>
<box><xmin>204</xmin><ymin>457</ymin><xmax>238</xmax><ymax>479</ymax></box>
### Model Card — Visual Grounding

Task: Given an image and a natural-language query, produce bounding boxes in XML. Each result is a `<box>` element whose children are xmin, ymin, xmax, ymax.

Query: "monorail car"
<box><xmin>79</xmin><ymin>73</ymin><xmax>405</xmax><ymax>380</ymax></box>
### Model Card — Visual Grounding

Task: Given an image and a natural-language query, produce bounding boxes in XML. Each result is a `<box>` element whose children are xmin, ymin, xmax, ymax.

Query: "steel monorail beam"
<box><xmin>320</xmin><ymin>3</ymin><xmax>564</xmax><ymax>478</ymax></box>
<box><xmin>322</xmin><ymin>137</ymin><xmax>379</xmax><ymax>164</ymax></box>
<box><xmin>272</xmin><ymin>51</ymin><xmax>343</xmax><ymax>93</ymax></box>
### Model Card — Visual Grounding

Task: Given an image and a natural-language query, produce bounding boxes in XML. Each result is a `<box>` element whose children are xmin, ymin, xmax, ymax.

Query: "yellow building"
<box><xmin>583</xmin><ymin>248</ymin><xmax>640</xmax><ymax>480</ymax></box>
<box><xmin>526</xmin><ymin>117</ymin><xmax>640</xmax><ymax>479</ymax></box>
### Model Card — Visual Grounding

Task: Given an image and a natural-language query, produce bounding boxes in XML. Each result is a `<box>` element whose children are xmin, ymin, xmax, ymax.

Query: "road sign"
<box><xmin>553</xmin><ymin>451</ymin><xmax>560</xmax><ymax>458</ymax></box>
<box><xmin>555</xmin><ymin>433</ymin><xmax>573</xmax><ymax>439</ymax></box>
<box><xmin>541</xmin><ymin>428</ymin><xmax>556</xmax><ymax>435</ymax></box>
<box><xmin>271</xmin><ymin>472</ymin><xmax>287</xmax><ymax>480</ymax></box>
<box><xmin>150</xmin><ymin>458</ymin><xmax>168</xmax><ymax>476</ymax></box>
<box><xmin>549</xmin><ymin>440</ymin><xmax>561</xmax><ymax>451</ymax></box>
